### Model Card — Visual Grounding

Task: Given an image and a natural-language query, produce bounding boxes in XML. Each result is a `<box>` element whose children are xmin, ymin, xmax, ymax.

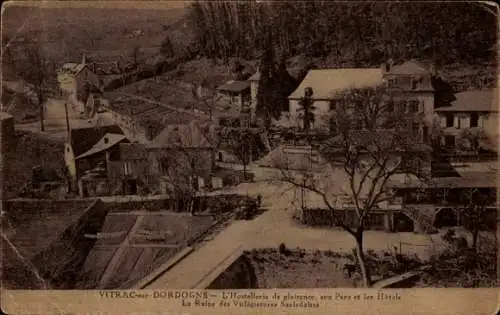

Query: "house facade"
<box><xmin>64</xmin><ymin>125</ymin><xmax>124</xmax><ymax>186</ymax></box>
<box><xmin>284</xmin><ymin>60</ymin><xmax>437</xmax><ymax>134</ymax></box>
<box><xmin>434</xmin><ymin>89</ymin><xmax>498</xmax><ymax>151</ymax></box>
<box><xmin>58</xmin><ymin>56</ymin><xmax>102</xmax><ymax>113</ymax></box>
<box><xmin>215</xmin><ymin>80</ymin><xmax>252</xmax><ymax>127</ymax></box>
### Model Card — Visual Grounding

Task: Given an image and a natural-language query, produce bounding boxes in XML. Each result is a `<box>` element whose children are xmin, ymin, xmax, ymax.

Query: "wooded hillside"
<box><xmin>186</xmin><ymin>2</ymin><xmax>496</xmax><ymax>67</ymax></box>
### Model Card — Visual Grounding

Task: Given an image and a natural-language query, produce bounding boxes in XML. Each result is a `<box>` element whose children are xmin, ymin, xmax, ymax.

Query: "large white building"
<box><xmin>283</xmin><ymin>60</ymin><xmax>437</xmax><ymax>133</ymax></box>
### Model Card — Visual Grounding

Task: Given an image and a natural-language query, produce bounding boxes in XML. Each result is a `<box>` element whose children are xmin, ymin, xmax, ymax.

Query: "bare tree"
<box><xmin>437</xmin><ymin>186</ymin><xmax>496</xmax><ymax>253</ymax></box>
<box><xmin>13</xmin><ymin>43</ymin><xmax>57</xmax><ymax>132</ymax></box>
<box><xmin>130</xmin><ymin>46</ymin><xmax>143</xmax><ymax>70</ymax></box>
<box><xmin>276</xmin><ymin>86</ymin><xmax>431</xmax><ymax>287</ymax></box>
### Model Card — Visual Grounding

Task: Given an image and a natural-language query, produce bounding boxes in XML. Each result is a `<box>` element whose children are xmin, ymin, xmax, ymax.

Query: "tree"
<box><xmin>297</xmin><ymin>87</ymin><xmax>316</xmax><ymax>133</ymax></box>
<box><xmin>437</xmin><ymin>186</ymin><xmax>496</xmax><ymax>253</ymax></box>
<box><xmin>13</xmin><ymin>43</ymin><xmax>57</xmax><ymax>132</ymax></box>
<box><xmin>160</xmin><ymin>36</ymin><xmax>175</xmax><ymax>58</ymax></box>
<box><xmin>130</xmin><ymin>46</ymin><xmax>143</xmax><ymax>69</ymax></box>
<box><xmin>255</xmin><ymin>36</ymin><xmax>276</xmax><ymax>130</ymax></box>
<box><xmin>277</xmin><ymin>86</ymin><xmax>430</xmax><ymax>287</ymax></box>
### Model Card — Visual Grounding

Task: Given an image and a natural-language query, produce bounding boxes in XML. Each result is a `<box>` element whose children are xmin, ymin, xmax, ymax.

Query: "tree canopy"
<box><xmin>186</xmin><ymin>2</ymin><xmax>496</xmax><ymax>66</ymax></box>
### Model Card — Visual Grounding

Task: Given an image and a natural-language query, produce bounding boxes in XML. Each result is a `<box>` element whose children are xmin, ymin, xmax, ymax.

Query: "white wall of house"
<box><xmin>250</xmin><ymin>80</ymin><xmax>258</xmax><ymax>103</ymax></box>
<box><xmin>438</xmin><ymin>111</ymin><xmax>493</xmax><ymax>135</ymax></box>
<box><xmin>283</xmin><ymin>91</ymin><xmax>434</xmax><ymax>130</ymax></box>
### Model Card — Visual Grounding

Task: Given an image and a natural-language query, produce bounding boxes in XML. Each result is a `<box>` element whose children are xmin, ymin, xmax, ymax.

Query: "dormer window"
<box><xmin>388</xmin><ymin>78</ymin><xmax>396</xmax><ymax>88</ymax></box>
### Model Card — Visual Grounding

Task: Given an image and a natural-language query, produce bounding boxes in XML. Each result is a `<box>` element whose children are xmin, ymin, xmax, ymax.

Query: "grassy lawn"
<box><xmin>243</xmin><ymin>247</ymin><xmax>361</xmax><ymax>288</ymax></box>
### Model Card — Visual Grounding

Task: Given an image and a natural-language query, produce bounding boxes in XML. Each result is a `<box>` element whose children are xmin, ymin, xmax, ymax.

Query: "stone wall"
<box><xmin>206</xmin><ymin>254</ymin><xmax>257</xmax><ymax>289</ymax></box>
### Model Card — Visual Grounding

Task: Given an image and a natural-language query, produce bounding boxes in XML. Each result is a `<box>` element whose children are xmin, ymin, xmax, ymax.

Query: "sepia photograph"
<box><xmin>0</xmin><ymin>0</ymin><xmax>498</xmax><ymax>304</ymax></box>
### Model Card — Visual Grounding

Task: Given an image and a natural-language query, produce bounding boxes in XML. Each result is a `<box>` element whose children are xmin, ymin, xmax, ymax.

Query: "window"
<box><xmin>446</xmin><ymin>114</ymin><xmax>454</xmax><ymax>127</ymax></box>
<box><xmin>409</xmin><ymin>100</ymin><xmax>419</xmax><ymax>113</ymax></box>
<box><xmin>386</xmin><ymin>101</ymin><xmax>394</xmax><ymax>113</ymax></box>
<box><xmin>396</xmin><ymin>101</ymin><xmax>406</xmax><ymax>113</ymax></box>
<box><xmin>411</xmin><ymin>122</ymin><xmax>420</xmax><ymax>134</ymax></box>
<box><xmin>329</xmin><ymin>100</ymin><xmax>337</xmax><ymax>111</ymax></box>
<box><xmin>470</xmin><ymin>113</ymin><xmax>479</xmax><ymax>127</ymax></box>
<box><xmin>123</xmin><ymin>161</ymin><xmax>133</xmax><ymax>176</ymax></box>
<box><xmin>283</xmin><ymin>100</ymin><xmax>290</xmax><ymax>112</ymax></box>
<box><xmin>388</xmin><ymin>78</ymin><xmax>396</xmax><ymax>88</ymax></box>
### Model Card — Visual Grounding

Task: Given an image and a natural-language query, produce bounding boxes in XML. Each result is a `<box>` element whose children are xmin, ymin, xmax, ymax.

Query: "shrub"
<box><xmin>278</xmin><ymin>243</ymin><xmax>287</xmax><ymax>255</ymax></box>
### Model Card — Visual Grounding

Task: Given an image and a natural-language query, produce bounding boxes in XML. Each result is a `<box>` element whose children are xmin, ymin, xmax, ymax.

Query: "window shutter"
<box><xmin>453</xmin><ymin>116</ymin><xmax>459</xmax><ymax>128</ymax></box>
<box><xmin>419</xmin><ymin>100</ymin><xmax>425</xmax><ymax>113</ymax></box>
<box><xmin>440</xmin><ymin>116</ymin><xmax>447</xmax><ymax>128</ymax></box>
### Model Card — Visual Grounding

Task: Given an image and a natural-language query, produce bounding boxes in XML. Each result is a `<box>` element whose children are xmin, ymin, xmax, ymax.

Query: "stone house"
<box><xmin>64</xmin><ymin>125</ymin><xmax>124</xmax><ymax>187</ymax></box>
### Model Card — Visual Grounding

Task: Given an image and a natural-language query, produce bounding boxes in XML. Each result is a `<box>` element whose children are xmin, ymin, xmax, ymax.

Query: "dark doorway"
<box><xmin>124</xmin><ymin>179</ymin><xmax>138</xmax><ymax>195</ymax></box>
<box><xmin>444</xmin><ymin>135</ymin><xmax>455</xmax><ymax>147</ymax></box>
<box><xmin>470</xmin><ymin>113</ymin><xmax>479</xmax><ymax>128</ymax></box>
<box><xmin>393</xmin><ymin>212</ymin><xmax>415</xmax><ymax>232</ymax></box>
<box><xmin>434</xmin><ymin>208</ymin><xmax>458</xmax><ymax>228</ymax></box>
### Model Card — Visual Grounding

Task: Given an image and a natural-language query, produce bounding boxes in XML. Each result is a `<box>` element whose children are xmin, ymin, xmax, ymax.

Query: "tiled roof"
<box><xmin>76</xmin><ymin>133</ymin><xmax>128</xmax><ymax>160</ymax></box>
<box><xmin>387</xmin><ymin>172</ymin><xmax>497</xmax><ymax>189</ymax></box>
<box><xmin>216</xmin><ymin>80</ymin><xmax>250</xmax><ymax>93</ymax></box>
<box><xmin>69</xmin><ymin>125</ymin><xmax>124</xmax><ymax>157</ymax></box>
<box><xmin>288</xmin><ymin>68</ymin><xmax>383</xmax><ymax>99</ymax></box>
<box><xmin>434</xmin><ymin>89</ymin><xmax>498</xmax><ymax>112</ymax></box>
<box><xmin>149</xmin><ymin>123</ymin><xmax>213</xmax><ymax>149</ymax></box>
<box><xmin>390</xmin><ymin>60</ymin><xmax>431</xmax><ymax>75</ymax></box>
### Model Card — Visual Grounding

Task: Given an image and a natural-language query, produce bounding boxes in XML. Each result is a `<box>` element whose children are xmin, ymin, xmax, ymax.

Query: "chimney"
<box><xmin>383</xmin><ymin>58</ymin><xmax>394</xmax><ymax>74</ymax></box>
<box><xmin>429</xmin><ymin>63</ymin><xmax>438</xmax><ymax>77</ymax></box>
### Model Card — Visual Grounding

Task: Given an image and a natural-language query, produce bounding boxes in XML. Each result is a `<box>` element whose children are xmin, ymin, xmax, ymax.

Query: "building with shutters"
<box><xmin>283</xmin><ymin>60</ymin><xmax>438</xmax><ymax>138</ymax></box>
<box><xmin>434</xmin><ymin>89</ymin><xmax>498</xmax><ymax>152</ymax></box>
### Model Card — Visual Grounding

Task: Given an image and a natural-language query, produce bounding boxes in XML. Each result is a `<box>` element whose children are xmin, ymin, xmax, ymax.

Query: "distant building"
<box><xmin>215</xmin><ymin>80</ymin><xmax>251</xmax><ymax>127</ymax></box>
<box><xmin>148</xmin><ymin>123</ymin><xmax>216</xmax><ymax>195</ymax></box>
<box><xmin>434</xmin><ymin>89</ymin><xmax>498</xmax><ymax>152</ymax></box>
<box><xmin>64</xmin><ymin>124</ymin><xmax>124</xmax><ymax>188</ymax></box>
<box><xmin>58</xmin><ymin>55</ymin><xmax>102</xmax><ymax>112</ymax></box>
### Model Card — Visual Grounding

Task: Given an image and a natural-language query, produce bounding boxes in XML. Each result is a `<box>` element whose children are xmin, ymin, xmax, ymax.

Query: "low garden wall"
<box><xmin>206</xmin><ymin>254</ymin><xmax>257</xmax><ymax>289</ymax></box>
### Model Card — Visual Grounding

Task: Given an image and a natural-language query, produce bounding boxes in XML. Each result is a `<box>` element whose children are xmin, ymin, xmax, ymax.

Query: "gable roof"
<box><xmin>288</xmin><ymin>68</ymin><xmax>383</xmax><ymax>99</ymax></box>
<box><xmin>390</xmin><ymin>59</ymin><xmax>431</xmax><ymax>75</ymax></box>
<box><xmin>69</xmin><ymin>125</ymin><xmax>124</xmax><ymax>157</ymax></box>
<box><xmin>434</xmin><ymin>89</ymin><xmax>498</xmax><ymax>112</ymax></box>
<box><xmin>216</xmin><ymin>80</ymin><xmax>250</xmax><ymax>93</ymax></box>
<box><xmin>76</xmin><ymin>133</ymin><xmax>128</xmax><ymax>160</ymax></box>
<box><xmin>148</xmin><ymin>123</ymin><xmax>213</xmax><ymax>149</ymax></box>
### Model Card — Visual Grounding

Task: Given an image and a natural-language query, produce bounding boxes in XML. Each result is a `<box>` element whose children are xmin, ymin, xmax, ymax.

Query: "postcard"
<box><xmin>1</xmin><ymin>1</ymin><xmax>498</xmax><ymax>314</ymax></box>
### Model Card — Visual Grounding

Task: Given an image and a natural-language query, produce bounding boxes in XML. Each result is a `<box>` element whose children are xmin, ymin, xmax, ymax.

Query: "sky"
<box><xmin>4</xmin><ymin>0</ymin><xmax>190</xmax><ymax>10</ymax></box>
